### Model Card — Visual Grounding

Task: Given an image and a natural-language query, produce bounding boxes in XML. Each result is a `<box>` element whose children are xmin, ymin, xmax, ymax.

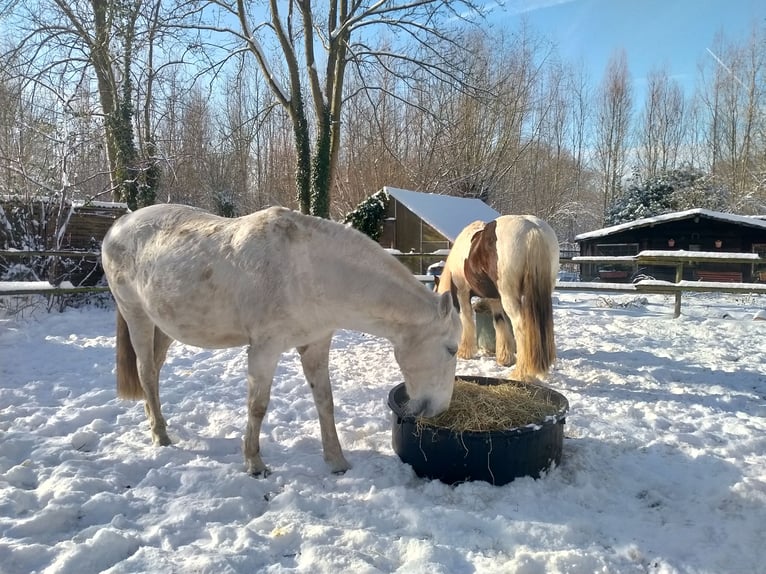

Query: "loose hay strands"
<box><xmin>417</xmin><ymin>379</ymin><xmax>562</xmax><ymax>433</ymax></box>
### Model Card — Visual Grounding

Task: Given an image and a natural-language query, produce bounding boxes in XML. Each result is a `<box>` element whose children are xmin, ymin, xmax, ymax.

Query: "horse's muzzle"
<box><xmin>407</xmin><ymin>398</ymin><xmax>446</xmax><ymax>419</ymax></box>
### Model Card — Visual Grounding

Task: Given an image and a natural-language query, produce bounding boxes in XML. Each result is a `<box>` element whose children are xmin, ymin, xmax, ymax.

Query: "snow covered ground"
<box><xmin>1</xmin><ymin>291</ymin><xmax>765</xmax><ymax>573</ymax></box>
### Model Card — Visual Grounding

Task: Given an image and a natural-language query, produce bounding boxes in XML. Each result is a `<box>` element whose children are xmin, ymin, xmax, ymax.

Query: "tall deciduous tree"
<box><xmin>3</xmin><ymin>0</ymin><xmax>175</xmax><ymax>209</ymax></box>
<box><xmin>699</xmin><ymin>27</ymin><xmax>765</xmax><ymax>209</ymax></box>
<box><xmin>207</xmin><ymin>0</ymin><xmax>482</xmax><ymax>217</ymax></box>
<box><xmin>594</xmin><ymin>50</ymin><xmax>633</xmax><ymax>219</ymax></box>
<box><xmin>637</xmin><ymin>67</ymin><xmax>686</xmax><ymax>178</ymax></box>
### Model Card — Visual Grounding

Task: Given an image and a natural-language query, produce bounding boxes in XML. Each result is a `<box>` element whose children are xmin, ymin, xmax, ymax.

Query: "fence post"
<box><xmin>674</xmin><ymin>263</ymin><xmax>683</xmax><ymax>318</ymax></box>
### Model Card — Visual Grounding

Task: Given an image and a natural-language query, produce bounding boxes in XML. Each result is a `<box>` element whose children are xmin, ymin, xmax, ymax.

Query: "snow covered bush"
<box><xmin>343</xmin><ymin>190</ymin><xmax>388</xmax><ymax>241</ymax></box>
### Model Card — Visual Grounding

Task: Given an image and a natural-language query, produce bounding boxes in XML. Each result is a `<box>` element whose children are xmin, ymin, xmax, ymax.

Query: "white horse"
<box><xmin>101</xmin><ymin>204</ymin><xmax>461</xmax><ymax>476</ymax></box>
<box><xmin>437</xmin><ymin>215</ymin><xmax>559</xmax><ymax>381</ymax></box>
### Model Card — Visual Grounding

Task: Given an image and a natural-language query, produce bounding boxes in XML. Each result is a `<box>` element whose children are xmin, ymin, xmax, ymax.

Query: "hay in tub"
<box><xmin>417</xmin><ymin>378</ymin><xmax>561</xmax><ymax>433</ymax></box>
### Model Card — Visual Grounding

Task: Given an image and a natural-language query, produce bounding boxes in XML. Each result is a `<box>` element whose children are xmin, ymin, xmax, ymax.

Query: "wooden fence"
<box><xmin>2</xmin><ymin>249</ymin><xmax>765</xmax><ymax>318</ymax></box>
<box><xmin>557</xmin><ymin>250</ymin><xmax>766</xmax><ymax>317</ymax></box>
<box><xmin>0</xmin><ymin>250</ymin><xmax>110</xmax><ymax>298</ymax></box>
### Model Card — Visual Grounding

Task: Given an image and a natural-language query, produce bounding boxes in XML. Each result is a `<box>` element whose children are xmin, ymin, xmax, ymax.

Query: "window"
<box><xmin>752</xmin><ymin>243</ymin><xmax>766</xmax><ymax>280</ymax></box>
<box><xmin>596</xmin><ymin>243</ymin><xmax>639</xmax><ymax>256</ymax></box>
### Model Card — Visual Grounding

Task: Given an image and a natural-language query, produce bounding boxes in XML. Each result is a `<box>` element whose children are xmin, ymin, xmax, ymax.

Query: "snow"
<box><xmin>0</xmin><ymin>281</ymin><xmax>74</xmax><ymax>293</ymax></box>
<box><xmin>2</xmin><ymin>291</ymin><xmax>766</xmax><ymax>573</ymax></box>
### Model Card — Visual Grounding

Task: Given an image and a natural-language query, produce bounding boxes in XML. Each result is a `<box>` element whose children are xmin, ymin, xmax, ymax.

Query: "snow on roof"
<box><xmin>383</xmin><ymin>186</ymin><xmax>500</xmax><ymax>242</ymax></box>
<box><xmin>72</xmin><ymin>200</ymin><xmax>129</xmax><ymax>210</ymax></box>
<box><xmin>575</xmin><ymin>208</ymin><xmax>766</xmax><ymax>241</ymax></box>
<box><xmin>1</xmin><ymin>195</ymin><xmax>128</xmax><ymax>210</ymax></box>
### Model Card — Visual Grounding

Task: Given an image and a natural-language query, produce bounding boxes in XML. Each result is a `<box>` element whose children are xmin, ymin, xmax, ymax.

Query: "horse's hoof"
<box><xmin>247</xmin><ymin>458</ymin><xmax>270</xmax><ymax>477</ymax></box>
<box><xmin>249</xmin><ymin>467</ymin><xmax>271</xmax><ymax>478</ymax></box>
<box><xmin>154</xmin><ymin>435</ymin><xmax>172</xmax><ymax>447</ymax></box>
<box><xmin>327</xmin><ymin>456</ymin><xmax>351</xmax><ymax>474</ymax></box>
<box><xmin>457</xmin><ymin>349</ymin><xmax>477</xmax><ymax>360</ymax></box>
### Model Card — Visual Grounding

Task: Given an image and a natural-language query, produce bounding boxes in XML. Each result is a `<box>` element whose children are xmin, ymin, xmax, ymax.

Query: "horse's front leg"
<box><xmin>297</xmin><ymin>332</ymin><xmax>350</xmax><ymax>474</ymax></box>
<box><xmin>244</xmin><ymin>344</ymin><xmax>280</xmax><ymax>476</ymax></box>
<box><xmin>457</xmin><ymin>287</ymin><xmax>477</xmax><ymax>359</ymax></box>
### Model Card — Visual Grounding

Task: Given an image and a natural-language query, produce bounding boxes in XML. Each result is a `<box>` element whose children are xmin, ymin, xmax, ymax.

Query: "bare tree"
<box><xmin>637</xmin><ymin>67</ymin><xmax>686</xmax><ymax>177</ymax></box>
<box><xmin>698</xmin><ymin>27</ymin><xmax>765</xmax><ymax>209</ymax></box>
<box><xmin>2</xmin><ymin>0</ymin><xmax>197</xmax><ymax>209</ymax></box>
<box><xmin>202</xmin><ymin>0</ymin><xmax>483</xmax><ymax>217</ymax></box>
<box><xmin>594</xmin><ymin>49</ymin><xmax>633</xmax><ymax>219</ymax></box>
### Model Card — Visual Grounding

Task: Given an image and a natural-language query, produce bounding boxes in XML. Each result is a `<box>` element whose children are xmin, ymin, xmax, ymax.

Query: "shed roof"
<box><xmin>575</xmin><ymin>208</ymin><xmax>766</xmax><ymax>241</ymax></box>
<box><xmin>384</xmin><ymin>186</ymin><xmax>501</xmax><ymax>243</ymax></box>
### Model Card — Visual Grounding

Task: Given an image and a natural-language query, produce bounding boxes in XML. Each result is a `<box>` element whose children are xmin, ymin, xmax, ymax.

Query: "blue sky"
<box><xmin>497</xmin><ymin>0</ymin><xmax>766</xmax><ymax>95</ymax></box>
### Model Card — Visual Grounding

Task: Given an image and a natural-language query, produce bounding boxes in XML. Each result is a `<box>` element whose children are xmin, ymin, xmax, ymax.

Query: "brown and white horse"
<box><xmin>437</xmin><ymin>215</ymin><xmax>559</xmax><ymax>381</ymax></box>
<box><xmin>101</xmin><ymin>204</ymin><xmax>461</xmax><ymax>476</ymax></box>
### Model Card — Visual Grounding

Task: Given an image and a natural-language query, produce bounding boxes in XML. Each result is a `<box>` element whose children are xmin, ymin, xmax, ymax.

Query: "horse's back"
<box><xmin>438</xmin><ymin>220</ymin><xmax>486</xmax><ymax>293</ymax></box>
<box><xmin>495</xmin><ymin>215</ymin><xmax>559</xmax><ymax>275</ymax></box>
<box><xmin>102</xmin><ymin>203</ymin><xmax>428</xmax><ymax>349</ymax></box>
<box><xmin>102</xmin><ymin>204</ymin><xmax>294</xmax><ymax>347</ymax></box>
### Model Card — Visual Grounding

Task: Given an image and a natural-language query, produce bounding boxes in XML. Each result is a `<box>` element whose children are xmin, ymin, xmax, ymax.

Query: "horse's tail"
<box><xmin>115</xmin><ymin>309</ymin><xmax>145</xmax><ymax>400</ymax></box>
<box><xmin>515</xmin><ymin>229</ymin><xmax>556</xmax><ymax>380</ymax></box>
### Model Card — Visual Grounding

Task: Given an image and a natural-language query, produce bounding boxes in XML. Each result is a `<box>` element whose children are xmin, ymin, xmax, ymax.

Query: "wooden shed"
<box><xmin>373</xmin><ymin>187</ymin><xmax>501</xmax><ymax>274</ymax></box>
<box><xmin>1</xmin><ymin>197</ymin><xmax>128</xmax><ymax>285</ymax></box>
<box><xmin>575</xmin><ymin>208</ymin><xmax>766</xmax><ymax>282</ymax></box>
<box><xmin>0</xmin><ymin>197</ymin><xmax>128</xmax><ymax>251</ymax></box>
<box><xmin>378</xmin><ymin>187</ymin><xmax>500</xmax><ymax>252</ymax></box>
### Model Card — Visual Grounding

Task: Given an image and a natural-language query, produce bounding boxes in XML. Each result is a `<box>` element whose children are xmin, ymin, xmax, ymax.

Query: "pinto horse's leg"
<box><xmin>489</xmin><ymin>300</ymin><xmax>516</xmax><ymax>367</ymax></box>
<box><xmin>243</xmin><ymin>344</ymin><xmax>281</xmax><ymax>476</ymax></box>
<box><xmin>499</xmin><ymin>295</ymin><xmax>531</xmax><ymax>381</ymax></box>
<box><xmin>125</xmin><ymin>314</ymin><xmax>171</xmax><ymax>446</ymax></box>
<box><xmin>297</xmin><ymin>333</ymin><xmax>350</xmax><ymax>474</ymax></box>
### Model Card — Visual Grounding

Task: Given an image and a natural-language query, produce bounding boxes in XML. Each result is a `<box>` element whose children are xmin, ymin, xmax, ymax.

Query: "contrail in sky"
<box><xmin>706</xmin><ymin>48</ymin><xmax>746</xmax><ymax>89</ymax></box>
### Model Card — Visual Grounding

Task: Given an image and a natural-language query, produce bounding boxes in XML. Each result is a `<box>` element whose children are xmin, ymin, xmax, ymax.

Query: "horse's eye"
<box><xmin>447</xmin><ymin>346</ymin><xmax>457</xmax><ymax>357</ymax></box>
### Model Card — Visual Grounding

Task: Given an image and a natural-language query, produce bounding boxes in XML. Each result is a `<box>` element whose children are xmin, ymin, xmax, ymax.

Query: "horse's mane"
<box><xmin>284</xmin><ymin>210</ymin><xmax>437</xmax><ymax>322</ymax></box>
<box><xmin>283</xmin><ymin>209</ymin><xmax>416</xmax><ymax>279</ymax></box>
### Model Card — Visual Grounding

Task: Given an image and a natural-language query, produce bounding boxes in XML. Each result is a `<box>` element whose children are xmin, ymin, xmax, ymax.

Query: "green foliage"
<box><xmin>310</xmin><ymin>105</ymin><xmax>332</xmax><ymax>219</ymax></box>
<box><xmin>213</xmin><ymin>189</ymin><xmax>238</xmax><ymax>218</ymax></box>
<box><xmin>606</xmin><ymin>174</ymin><xmax>674</xmax><ymax>225</ymax></box>
<box><xmin>606</xmin><ymin>168</ymin><xmax>727</xmax><ymax>225</ymax></box>
<box><xmin>343</xmin><ymin>190</ymin><xmax>388</xmax><ymax>241</ymax></box>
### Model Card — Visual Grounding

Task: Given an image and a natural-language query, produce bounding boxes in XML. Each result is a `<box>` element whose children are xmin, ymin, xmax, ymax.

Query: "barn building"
<box><xmin>575</xmin><ymin>209</ymin><xmax>766</xmax><ymax>282</ymax></box>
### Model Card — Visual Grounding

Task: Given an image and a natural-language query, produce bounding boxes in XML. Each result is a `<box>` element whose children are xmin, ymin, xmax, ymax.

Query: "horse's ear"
<box><xmin>438</xmin><ymin>292</ymin><xmax>452</xmax><ymax>318</ymax></box>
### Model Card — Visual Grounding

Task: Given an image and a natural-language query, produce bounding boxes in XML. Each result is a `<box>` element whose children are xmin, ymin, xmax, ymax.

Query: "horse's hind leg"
<box><xmin>297</xmin><ymin>333</ymin><xmax>350</xmax><ymax>474</ymax></box>
<box><xmin>489</xmin><ymin>300</ymin><xmax>515</xmax><ymax>367</ymax></box>
<box><xmin>243</xmin><ymin>344</ymin><xmax>281</xmax><ymax>476</ymax></box>
<box><xmin>124</xmin><ymin>313</ymin><xmax>171</xmax><ymax>446</ymax></box>
<box><xmin>143</xmin><ymin>327</ymin><xmax>173</xmax><ymax>424</ymax></box>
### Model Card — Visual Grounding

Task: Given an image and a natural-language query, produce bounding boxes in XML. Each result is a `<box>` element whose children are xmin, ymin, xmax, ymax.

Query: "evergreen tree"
<box><xmin>606</xmin><ymin>167</ymin><xmax>728</xmax><ymax>224</ymax></box>
<box><xmin>343</xmin><ymin>190</ymin><xmax>388</xmax><ymax>241</ymax></box>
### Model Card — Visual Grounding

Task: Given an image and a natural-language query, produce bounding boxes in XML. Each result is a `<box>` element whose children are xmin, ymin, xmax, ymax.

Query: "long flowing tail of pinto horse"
<box><xmin>115</xmin><ymin>309</ymin><xmax>145</xmax><ymax>400</ymax></box>
<box><xmin>515</xmin><ymin>230</ymin><xmax>556</xmax><ymax>380</ymax></box>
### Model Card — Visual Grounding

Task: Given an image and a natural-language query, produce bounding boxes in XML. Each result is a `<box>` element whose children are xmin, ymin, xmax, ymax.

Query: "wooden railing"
<box><xmin>401</xmin><ymin>249</ymin><xmax>766</xmax><ymax>317</ymax></box>
<box><xmin>557</xmin><ymin>250</ymin><xmax>766</xmax><ymax>317</ymax></box>
<box><xmin>0</xmin><ymin>249</ymin><xmax>109</xmax><ymax>297</ymax></box>
<box><xmin>3</xmin><ymin>249</ymin><xmax>765</xmax><ymax>319</ymax></box>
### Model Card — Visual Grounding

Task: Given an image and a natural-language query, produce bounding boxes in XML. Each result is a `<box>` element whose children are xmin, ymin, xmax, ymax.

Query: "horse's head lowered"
<box><xmin>394</xmin><ymin>292</ymin><xmax>461</xmax><ymax>418</ymax></box>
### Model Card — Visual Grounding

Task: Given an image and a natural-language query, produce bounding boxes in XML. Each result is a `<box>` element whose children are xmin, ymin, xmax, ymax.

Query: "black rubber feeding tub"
<box><xmin>388</xmin><ymin>375</ymin><xmax>569</xmax><ymax>486</ymax></box>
